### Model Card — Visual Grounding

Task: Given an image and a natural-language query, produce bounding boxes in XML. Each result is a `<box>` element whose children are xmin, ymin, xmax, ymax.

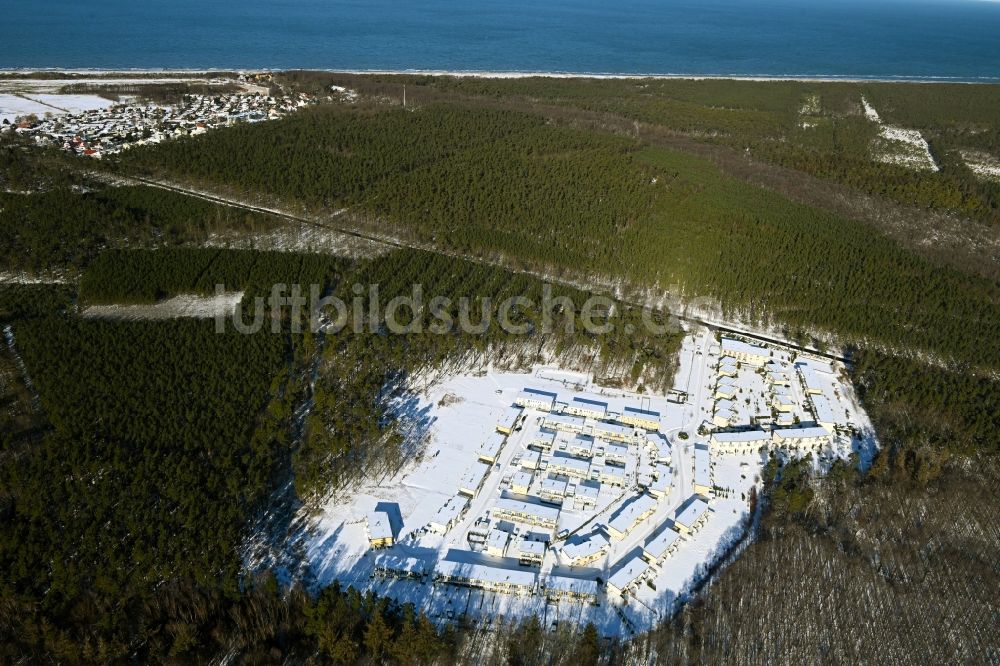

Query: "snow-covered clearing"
<box><xmin>861</xmin><ymin>97</ymin><xmax>938</xmax><ymax>172</ymax></box>
<box><xmin>960</xmin><ymin>149</ymin><xmax>1000</xmax><ymax>182</ymax></box>
<box><xmin>203</xmin><ymin>224</ymin><xmax>388</xmax><ymax>259</ymax></box>
<box><xmin>0</xmin><ymin>271</ymin><xmax>72</xmax><ymax>285</ymax></box>
<box><xmin>277</xmin><ymin>326</ymin><xmax>873</xmax><ymax>636</ymax></box>
<box><xmin>81</xmin><ymin>291</ymin><xmax>244</xmax><ymax>320</ymax></box>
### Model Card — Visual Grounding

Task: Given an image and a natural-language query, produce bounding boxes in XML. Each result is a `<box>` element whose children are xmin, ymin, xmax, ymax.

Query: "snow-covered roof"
<box><xmin>810</xmin><ymin>394</ymin><xmax>837</xmax><ymax>425</ymax></box>
<box><xmin>711</xmin><ymin>429</ymin><xmax>770</xmax><ymax>444</ymax></box>
<box><xmin>605</xmin><ymin>442</ymin><xmax>629</xmax><ymax>459</ymax></box>
<box><xmin>493</xmin><ymin>497</ymin><xmax>561</xmax><ymax>523</ymax></box>
<box><xmin>650</xmin><ymin>473</ymin><xmax>671</xmax><ymax>495</ymax></box>
<box><xmin>593</xmin><ymin>421</ymin><xmax>634</xmax><ymax>439</ymax></box>
<box><xmin>479</xmin><ymin>431</ymin><xmax>508</xmax><ymax>459</ymax></box>
<box><xmin>544</xmin><ymin>413</ymin><xmax>587</xmax><ymax>429</ymax></box>
<box><xmin>562</xmin><ymin>531</ymin><xmax>609</xmax><ymax>562</ymax></box>
<box><xmin>498</xmin><ymin>405</ymin><xmax>523</xmax><ymax>427</ymax></box>
<box><xmin>571</xmin><ymin>396</ymin><xmax>608</xmax><ymax>409</ymax></box>
<box><xmin>511</xmin><ymin>470</ymin><xmax>534</xmax><ymax>490</ymax></box>
<box><xmin>459</xmin><ymin>461</ymin><xmax>492</xmax><ymax>493</ymax></box>
<box><xmin>518</xmin><ymin>387</ymin><xmax>558</xmax><ymax>402</ymax></box>
<box><xmin>722</xmin><ymin>337</ymin><xmax>770</xmax><ymax>358</ymax></box>
<box><xmin>487</xmin><ymin>528</ymin><xmax>509</xmax><ymax>551</ymax></box>
<box><xmin>608</xmin><ymin>493</ymin><xmax>658</xmax><ymax>534</ymax></box>
<box><xmin>644</xmin><ymin>525</ymin><xmax>681</xmax><ymax>560</ymax></box>
<box><xmin>430</xmin><ymin>495</ymin><xmax>468</xmax><ymax>527</ymax></box>
<box><xmin>796</xmin><ymin>364</ymin><xmax>826</xmax><ymax>392</ymax></box>
<box><xmin>693</xmin><ymin>445</ymin><xmax>711</xmax><ymax>489</ymax></box>
<box><xmin>374</xmin><ymin>554</ymin><xmax>426</xmax><ymax>575</ymax></box>
<box><xmin>546</xmin><ymin>574</ymin><xmax>598</xmax><ymax>597</ymax></box>
<box><xmin>608</xmin><ymin>553</ymin><xmax>649</xmax><ymax>591</ymax></box>
<box><xmin>366</xmin><ymin>510</ymin><xmax>393</xmax><ymax>541</ymax></box>
<box><xmin>575</xmin><ymin>479</ymin><xmax>601</xmax><ymax>499</ymax></box>
<box><xmin>773</xmin><ymin>426</ymin><xmax>831</xmax><ymax>440</ymax></box>
<box><xmin>515</xmin><ymin>538</ymin><xmax>546</xmax><ymax>556</ymax></box>
<box><xmin>624</xmin><ymin>405</ymin><xmax>661</xmax><ymax>418</ymax></box>
<box><xmin>674</xmin><ymin>496</ymin><xmax>709</xmax><ymax>527</ymax></box>
<box><xmin>435</xmin><ymin>551</ymin><xmax>537</xmax><ymax>587</ymax></box>
<box><xmin>540</xmin><ymin>476</ymin><xmax>568</xmax><ymax>495</ymax></box>
<box><xmin>549</xmin><ymin>452</ymin><xmax>592</xmax><ymax>474</ymax></box>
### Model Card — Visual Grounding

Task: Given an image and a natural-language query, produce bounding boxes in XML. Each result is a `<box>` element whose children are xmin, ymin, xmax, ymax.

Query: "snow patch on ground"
<box><xmin>862</xmin><ymin>97</ymin><xmax>938</xmax><ymax>172</ymax></box>
<box><xmin>81</xmin><ymin>291</ymin><xmax>244</xmax><ymax>320</ymax></box>
<box><xmin>960</xmin><ymin>149</ymin><xmax>1000</xmax><ymax>182</ymax></box>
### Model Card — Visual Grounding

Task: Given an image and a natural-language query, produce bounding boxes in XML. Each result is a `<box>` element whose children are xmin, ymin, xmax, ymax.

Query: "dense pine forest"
<box><xmin>118</xmin><ymin>101</ymin><xmax>1000</xmax><ymax>370</ymax></box>
<box><xmin>1</xmin><ymin>74</ymin><xmax>999</xmax><ymax>662</ymax></box>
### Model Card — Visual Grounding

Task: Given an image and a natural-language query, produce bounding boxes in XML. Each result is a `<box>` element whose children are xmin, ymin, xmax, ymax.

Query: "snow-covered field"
<box><xmin>0</xmin><ymin>92</ymin><xmax>114</xmax><ymax>123</ymax></box>
<box><xmin>287</xmin><ymin>326</ymin><xmax>873</xmax><ymax>636</ymax></box>
<box><xmin>80</xmin><ymin>291</ymin><xmax>244</xmax><ymax>320</ymax></box>
<box><xmin>862</xmin><ymin>97</ymin><xmax>938</xmax><ymax>172</ymax></box>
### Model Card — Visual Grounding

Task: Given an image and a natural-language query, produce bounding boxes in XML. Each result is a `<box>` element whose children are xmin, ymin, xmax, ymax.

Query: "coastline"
<box><xmin>2</xmin><ymin>68</ymin><xmax>1000</xmax><ymax>85</ymax></box>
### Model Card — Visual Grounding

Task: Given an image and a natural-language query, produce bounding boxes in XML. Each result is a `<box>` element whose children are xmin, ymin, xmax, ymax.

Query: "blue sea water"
<box><xmin>2</xmin><ymin>0</ymin><xmax>999</xmax><ymax>80</ymax></box>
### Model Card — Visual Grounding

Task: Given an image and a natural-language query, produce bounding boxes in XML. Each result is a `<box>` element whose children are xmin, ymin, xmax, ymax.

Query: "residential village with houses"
<box><xmin>285</xmin><ymin>327</ymin><xmax>872</xmax><ymax>636</ymax></box>
<box><xmin>2</xmin><ymin>90</ymin><xmax>318</xmax><ymax>158</ymax></box>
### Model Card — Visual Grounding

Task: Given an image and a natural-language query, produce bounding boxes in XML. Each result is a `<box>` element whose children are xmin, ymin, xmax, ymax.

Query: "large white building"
<box><xmin>710</xmin><ymin>429</ymin><xmax>771</xmax><ymax>455</ymax></box>
<box><xmin>693</xmin><ymin>444</ymin><xmax>713</xmax><ymax>495</ymax></box>
<box><xmin>713</xmin><ymin>399</ymin><xmax>738</xmax><ymax>428</ymax></box>
<box><xmin>485</xmin><ymin>528</ymin><xmax>510</xmax><ymax>557</ymax></box>
<box><xmin>564</xmin><ymin>396</ymin><xmax>608</xmax><ymax>420</ymax></box>
<box><xmin>544</xmin><ymin>574</ymin><xmax>598</xmax><ymax>602</ymax></box>
<box><xmin>478</xmin><ymin>431</ymin><xmax>509</xmax><ymax>464</ymax></box>
<box><xmin>366</xmin><ymin>510</ymin><xmax>395</xmax><ymax>548</ymax></box>
<box><xmin>596</xmin><ymin>463</ymin><xmax>627</xmax><ymax>487</ymax></box>
<box><xmin>510</xmin><ymin>470</ymin><xmax>534</xmax><ymax>495</ymax></box>
<box><xmin>434</xmin><ymin>551</ymin><xmax>537</xmax><ymax>595</ymax></box>
<box><xmin>573</xmin><ymin>479</ymin><xmax>601</xmax><ymax>509</ymax></box>
<box><xmin>374</xmin><ymin>554</ymin><xmax>426</xmax><ymax>580</ymax></box>
<box><xmin>515</xmin><ymin>387</ymin><xmax>559</xmax><ymax>412</ymax></box>
<box><xmin>715</xmin><ymin>381</ymin><xmax>738</xmax><ymax>400</ymax></box>
<box><xmin>772</xmin><ymin>426</ymin><xmax>832</xmax><ymax>449</ymax></box>
<box><xmin>496</xmin><ymin>405</ymin><xmax>524</xmax><ymax>435</ymax></box>
<box><xmin>543</xmin><ymin>413</ymin><xmax>588</xmax><ymax>434</ymax></box>
<box><xmin>643</xmin><ymin>525</ymin><xmax>682</xmax><ymax>564</ymax></box>
<box><xmin>539</xmin><ymin>475</ymin><xmax>570</xmax><ymax>503</ymax></box>
<box><xmin>513</xmin><ymin>538</ymin><xmax>546</xmax><ymax>566</ymax></box>
<box><xmin>808</xmin><ymin>394</ymin><xmax>838</xmax><ymax>430</ymax></box>
<box><xmin>604</xmin><ymin>442</ymin><xmax>629</xmax><ymax>466</ymax></box>
<box><xmin>459</xmin><ymin>460</ymin><xmax>493</xmax><ymax>497</ymax></box>
<box><xmin>562</xmin><ymin>432</ymin><xmax>598</xmax><ymax>458</ymax></box>
<box><xmin>561</xmin><ymin>530</ymin><xmax>610</xmax><ymax>566</ymax></box>
<box><xmin>721</xmin><ymin>337</ymin><xmax>771</xmax><ymax>366</ymax></box>
<box><xmin>492</xmin><ymin>497</ymin><xmax>561</xmax><ymax>529</ymax></box>
<box><xmin>607</xmin><ymin>553</ymin><xmax>650</xmax><ymax>596</ymax></box>
<box><xmin>796</xmin><ymin>362</ymin><xmax>827</xmax><ymax>395</ymax></box>
<box><xmin>620</xmin><ymin>406</ymin><xmax>661</xmax><ymax>431</ymax></box>
<box><xmin>674</xmin><ymin>496</ymin><xmax>710</xmax><ymax>534</ymax></box>
<box><xmin>548</xmin><ymin>451</ymin><xmax>593</xmax><ymax>480</ymax></box>
<box><xmin>593</xmin><ymin>421</ymin><xmax>635</xmax><ymax>444</ymax></box>
<box><xmin>428</xmin><ymin>495</ymin><xmax>469</xmax><ymax>534</ymax></box>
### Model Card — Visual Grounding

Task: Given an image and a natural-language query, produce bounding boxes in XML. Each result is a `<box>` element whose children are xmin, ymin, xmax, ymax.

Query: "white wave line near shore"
<box><xmin>2</xmin><ymin>68</ymin><xmax>1000</xmax><ymax>84</ymax></box>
